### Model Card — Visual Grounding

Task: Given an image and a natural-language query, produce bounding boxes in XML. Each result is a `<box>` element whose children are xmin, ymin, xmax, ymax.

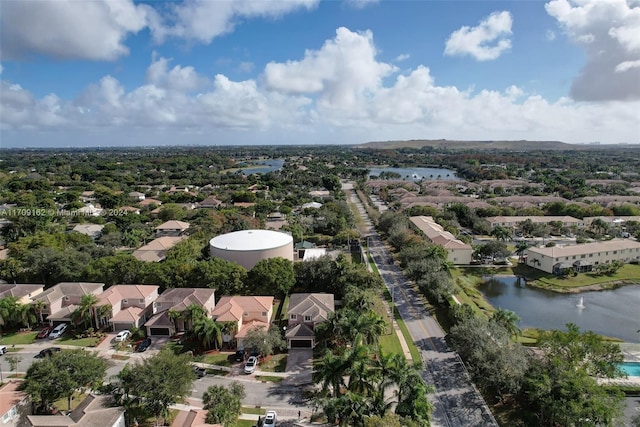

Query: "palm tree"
<box><xmin>15</xmin><ymin>303</ymin><xmax>36</xmax><ymax>329</ymax></box>
<box><xmin>313</xmin><ymin>349</ymin><xmax>349</xmax><ymax>398</ymax></box>
<box><xmin>167</xmin><ymin>307</ymin><xmax>182</xmax><ymax>333</ymax></box>
<box><xmin>345</xmin><ymin>339</ymin><xmax>375</xmax><ymax>395</ymax></box>
<box><xmin>72</xmin><ymin>294</ymin><xmax>100</xmax><ymax>330</ymax></box>
<box><xmin>0</xmin><ymin>296</ymin><xmax>19</xmax><ymax>334</ymax></box>
<box><xmin>193</xmin><ymin>317</ymin><xmax>222</xmax><ymax>350</ymax></box>
<box><xmin>181</xmin><ymin>304</ymin><xmax>208</xmax><ymax>332</ymax></box>
<box><xmin>491</xmin><ymin>307</ymin><xmax>521</xmax><ymax>337</ymax></box>
<box><xmin>491</xmin><ymin>225</ymin><xmax>513</xmax><ymax>242</ymax></box>
<box><xmin>515</xmin><ymin>241</ymin><xmax>529</xmax><ymax>263</ymax></box>
<box><xmin>94</xmin><ymin>304</ymin><xmax>112</xmax><ymax>329</ymax></box>
<box><xmin>31</xmin><ymin>299</ymin><xmax>47</xmax><ymax>325</ymax></box>
<box><xmin>353</xmin><ymin>312</ymin><xmax>386</xmax><ymax>346</ymax></box>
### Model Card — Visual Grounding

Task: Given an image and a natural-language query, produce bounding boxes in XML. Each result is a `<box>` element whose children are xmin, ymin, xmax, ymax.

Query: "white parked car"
<box><xmin>115</xmin><ymin>330</ymin><xmax>131</xmax><ymax>342</ymax></box>
<box><xmin>0</xmin><ymin>345</ymin><xmax>7</xmax><ymax>355</ymax></box>
<box><xmin>48</xmin><ymin>323</ymin><xmax>68</xmax><ymax>339</ymax></box>
<box><xmin>244</xmin><ymin>356</ymin><xmax>258</xmax><ymax>374</ymax></box>
<box><xmin>263</xmin><ymin>410</ymin><xmax>277</xmax><ymax>426</ymax></box>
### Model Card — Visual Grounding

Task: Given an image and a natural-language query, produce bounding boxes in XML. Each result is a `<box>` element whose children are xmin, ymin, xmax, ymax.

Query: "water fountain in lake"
<box><xmin>576</xmin><ymin>297</ymin><xmax>585</xmax><ymax>309</ymax></box>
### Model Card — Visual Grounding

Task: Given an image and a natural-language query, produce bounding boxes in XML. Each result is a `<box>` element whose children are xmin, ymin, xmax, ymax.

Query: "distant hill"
<box><xmin>353</xmin><ymin>139</ymin><xmax>597</xmax><ymax>151</ymax></box>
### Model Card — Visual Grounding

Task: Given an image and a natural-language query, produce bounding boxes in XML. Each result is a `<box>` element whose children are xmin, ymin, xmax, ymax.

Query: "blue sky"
<box><xmin>1</xmin><ymin>0</ymin><xmax>638</xmax><ymax>148</ymax></box>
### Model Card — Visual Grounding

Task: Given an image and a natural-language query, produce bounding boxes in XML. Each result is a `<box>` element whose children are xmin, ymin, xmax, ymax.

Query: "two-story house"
<box><xmin>144</xmin><ymin>288</ymin><xmax>216</xmax><ymax>336</ymax></box>
<box><xmin>211</xmin><ymin>296</ymin><xmax>274</xmax><ymax>349</ymax></box>
<box><xmin>155</xmin><ymin>220</ymin><xmax>190</xmax><ymax>237</ymax></box>
<box><xmin>96</xmin><ymin>284</ymin><xmax>159</xmax><ymax>331</ymax></box>
<box><xmin>31</xmin><ymin>282</ymin><xmax>104</xmax><ymax>325</ymax></box>
<box><xmin>0</xmin><ymin>283</ymin><xmax>44</xmax><ymax>305</ymax></box>
<box><xmin>285</xmin><ymin>293</ymin><xmax>335</xmax><ymax>348</ymax></box>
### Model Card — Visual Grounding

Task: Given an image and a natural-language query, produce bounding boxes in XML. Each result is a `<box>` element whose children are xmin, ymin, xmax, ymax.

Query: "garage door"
<box><xmin>290</xmin><ymin>339</ymin><xmax>313</xmax><ymax>348</ymax></box>
<box><xmin>150</xmin><ymin>327</ymin><xmax>170</xmax><ymax>336</ymax></box>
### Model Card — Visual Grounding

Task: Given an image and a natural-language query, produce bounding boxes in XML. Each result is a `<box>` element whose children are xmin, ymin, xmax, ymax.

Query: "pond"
<box><xmin>240</xmin><ymin>159</ymin><xmax>285</xmax><ymax>175</ymax></box>
<box><xmin>365</xmin><ymin>166</ymin><xmax>459</xmax><ymax>181</ymax></box>
<box><xmin>477</xmin><ymin>276</ymin><xmax>640</xmax><ymax>343</ymax></box>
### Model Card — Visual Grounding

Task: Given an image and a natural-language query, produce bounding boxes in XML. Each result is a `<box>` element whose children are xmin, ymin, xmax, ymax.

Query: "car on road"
<box><xmin>37</xmin><ymin>326</ymin><xmax>53</xmax><ymax>339</ymax></box>
<box><xmin>263</xmin><ymin>410</ymin><xmax>277</xmax><ymax>426</ymax></box>
<box><xmin>136</xmin><ymin>337</ymin><xmax>152</xmax><ymax>352</ymax></box>
<box><xmin>114</xmin><ymin>330</ymin><xmax>130</xmax><ymax>342</ymax></box>
<box><xmin>193</xmin><ymin>366</ymin><xmax>206</xmax><ymax>378</ymax></box>
<box><xmin>34</xmin><ymin>347</ymin><xmax>61</xmax><ymax>358</ymax></box>
<box><xmin>244</xmin><ymin>356</ymin><xmax>258</xmax><ymax>374</ymax></box>
<box><xmin>0</xmin><ymin>345</ymin><xmax>6</xmax><ymax>355</ymax></box>
<box><xmin>48</xmin><ymin>323</ymin><xmax>68</xmax><ymax>339</ymax></box>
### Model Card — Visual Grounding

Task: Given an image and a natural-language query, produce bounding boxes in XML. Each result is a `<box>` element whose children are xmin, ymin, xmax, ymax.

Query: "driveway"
<box><xmin>283</xmin><ymin>349</ymin><xmax>313</xmax><ymax>385</ymax></box>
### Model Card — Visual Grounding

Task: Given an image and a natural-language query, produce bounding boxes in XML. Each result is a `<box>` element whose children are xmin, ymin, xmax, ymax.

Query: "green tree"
<box><xmin>247</xmin><ymin>257</ymin><xmax>295</xmax><ymax>298</ymax></box>
<box><xmin>242</xmin><ymin>325</ymin><xmax>285</xmax><ymax>356</ymax></box>
<box><xmin>115</xmin><ymin>349</ymin><xmax>196</xmax><ymax>425</ymax></box>
<box><xmin>490</xmin><ymin>225</ymin><xmax>513</xmax><ymax>241</ymax></box>
<box><xmin>71</xmin><ymin>293</ymin><xmax>100</xmax><ymax>330</ymax></box>
<box><xmin>490</xmin><ymin>307</ymin><xmax>521</xmax><ymax>337</ymax></box>
<box><xmin>21</xmin><ymin>349</ymin><xmax>106</xmax><ymax>413</ymax></box>
<box><xmin>193</xmin><ymin>317</ymin><xmax>223</xmax><ymax>350</ymax></box>
<box><xmin>5</xmin><ymin>354</ymin><xmax>22</xmax><ymax>376</ymax></box>
<box><xmin>521</xmin><ymin>324</ymin><xmax>625</xmax><ymax>426</ymax></box>
<box><xmin>202</xmin><ymin>382</ymin><xmax>246</xmax><ymax>426</ymax></box>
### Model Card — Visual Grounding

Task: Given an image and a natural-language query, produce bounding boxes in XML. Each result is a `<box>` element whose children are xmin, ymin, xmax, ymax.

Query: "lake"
<box><xmin>366</xmin><ymin>166</ymin><xmax>459</xmax><ymax>181</ymax></box>
<box><xmin>241</xmin><ymin>159</ymin><xmax>285</xmax><ymax>174</ymax></box>
<box><xmin>478</xmin><ymin>276</ymin><xmax>640</xmax><ymax>343</ymax></box>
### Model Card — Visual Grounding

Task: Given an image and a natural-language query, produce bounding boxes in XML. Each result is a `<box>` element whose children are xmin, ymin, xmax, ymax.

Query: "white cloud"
<box><xmin>444</xmin><ymin>11</ymin><xmax>513</xmax><ymax>61</ymax></box>
<box><xmin>151</xmin><ymin>0</ymin><xmax>319</xmax><ymax>43</ymax></box>
<box><xmin>1</xmin><ymin>26</ymin><xmax>638</xmax><ymax>146</ymax></box>
<box><xmin>263</xmin><ymin>27</ymin><xmax>396</xmax><ymax>111</ymax></box>
<box><xmin>546</xmin><ymin>29</ymin><xmax>557</xmax><ymax>41</ymax></box>
<box><xmin>395</xmin><ymin>54</ymin><xmax>410</xmax><ymax>62</ymax></box>
<box><xmin>545</xmin><ymin>0</ymin><xmax>640</xmax><ymax>101</ymax></box>
<box><xmin>0</xmin><ymin>0</ymin><xmax>151</xmax><ymax>61</ymax></box>
<box><xmin>345</xmin><ymin>0</ymin><xmax>380</xmax><ymax>10</ymax></box>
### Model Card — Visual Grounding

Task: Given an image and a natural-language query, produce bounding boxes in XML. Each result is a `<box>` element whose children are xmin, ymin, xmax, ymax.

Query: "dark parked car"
<box><xmin>136</xmin><ymin>337</ymin><xmax>152</xmax><ymax>352</ymax></box>
<box><xmin>34</xmin><ymin>347</ymin><xmax>61</xmax><ymax>358</ymax></box>
<box><xmin>37</xmin><ymin>326</ymin><xmax>53</xmax><ymax>339</ymax></box>
<box><xmin>193</xmin><ymin>366</ymin><xmax>206</xmax><ymax>378</ymax></box>
<box><xmin>234</xmin><ymin>349</ymin><xmax>246</xmax><ymax>362</ymax></box>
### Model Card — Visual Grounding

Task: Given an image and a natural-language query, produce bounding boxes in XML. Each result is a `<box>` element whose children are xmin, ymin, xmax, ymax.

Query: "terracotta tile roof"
<box><xmin>235</xmin><ymin>320</ymin><xmax>269</xmax><ymax>338</ymax></box>
<box><xmin>98</xmin><ymin>284</ymin><xmax>158</xmax><ymax>306</ymax></box>
<box><xmin>212</xmin><ymin>296</ymin><xmax>273</xmax><ymax>322</ymax></box>
<box><xmin>409</xmin><ymin>216</ymin><xmax>472</xmax><ymax>251</ymax></box>
<box><xmin>33</xmin><ymin>283</ymin><xmax>104</xmax><ymax>305</ymax></box>
<box><xmin>0</xmin><ymin>381</ymin><xmax>27</xmax><ymax>419</ymax></box>
<box><xmin>156</xmin><ymin>220</ymin><xmax>190</xmax><ymax>230</ymax></box>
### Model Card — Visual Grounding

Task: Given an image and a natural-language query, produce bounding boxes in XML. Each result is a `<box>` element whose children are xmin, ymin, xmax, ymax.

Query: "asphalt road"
<box><xmin>346</xmin><ymin>183</ymin><xmax>498</xmax><ymax>427</ymax></box>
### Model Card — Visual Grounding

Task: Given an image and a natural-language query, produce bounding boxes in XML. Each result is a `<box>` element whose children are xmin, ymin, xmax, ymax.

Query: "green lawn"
<box><xmin>521</xmin><ymin>263</ymin><xmax>640</xmax><ymax>291</ymax></box>
<box><xmin>201</xmin><ymin>352</ymin><xmax>233</xmax><ymax>367</ymax></box>
<box><xmin>259</xmin><ymin>353</ymin><xmax>287</xmax><ymax>372</ymax></box>
<box><xmin>241</xmin><ymin>407</ymin><xmax>266</xmax><ymax>415</ymax></box>
<box><xmin>0</xmin><ymin>331</ymin><xmax>37</xmax><ymax>345</ymax></box>
<box><xmin>58</xmin><ymin>336</ymin><xmax>102</xmax><ymax>347</ymax></box>
<box><xmin>233</xmin><ymin>420</ymin><xmax>257</xmax><ymax>427</ymax></box>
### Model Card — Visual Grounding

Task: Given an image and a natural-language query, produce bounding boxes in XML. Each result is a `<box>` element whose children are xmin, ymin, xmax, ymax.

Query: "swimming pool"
<box><xmin>619</xmin><ymin>362</ymin><xmax>640</xmax><ymax>377</ymax></box>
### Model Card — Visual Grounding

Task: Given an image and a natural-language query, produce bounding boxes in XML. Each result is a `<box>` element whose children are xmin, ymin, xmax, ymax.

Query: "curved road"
<box><xmin>346</xmin><ymin>183</ymin><xmax>498</xmax><ymax>427</ymax></box>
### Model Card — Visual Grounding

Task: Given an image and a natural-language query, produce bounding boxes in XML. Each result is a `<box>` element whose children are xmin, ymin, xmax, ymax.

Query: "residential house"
<box><xmin>171</xmin><ymin>408</ymin><xmax>221</xmax><ymax>427</ymax></box>
<box><xmin>128</xmin><ymin>191</ymin><xmax>146</xmax><ymax>202</ymax></box>
<box><xmin>409</xmin><ymin>216</ymin><xmax>473</xmax><ymax>265</ymax></box>
<box><xmin>211</xmin><ymin>296</ymin><xmax>274</xmax><ymax>349</ymax></box>
<box><xmin>145</xmin><ymin>288</ymin><xmax>216</xmax><ymax>336</ymax></box>
<box><xmin>132</xmin><ymin>236</ymin><xmax>186</xmax><ymax>262</ymax></box>
<box><xmin>285</xmin><ymin>293</ymin><xmax>335</xmax><ymax>348</ymax></box>
<box><xmin>526</xmin><ymin>239</ymin><xmax>640</xmax><ymax>274</ymax></box>
<box><xmin>309</xmin><ymin>190</ymin><xmax>331</xmax><ymax>199</ymax></box>
<box><xmin>301</xmin><ymin>202</ymin><xmax>322</xmax><ymax>210</ymax></box>
<box><xmin>97</xmin><ymin>284</ymin><xmax>159</xmax><ymax>331</ymax></box>
<box><xmin>198</xmin><ymin>196</ymin><xmax>224</xmax><ymax>209</ymax></box>
<box><xmin>0</xmin><ymin>283</ymin><xmax>44</xmax><ymax>304</ymax></box>
<box><xmin>31</xmin><ymin>282</ymin><xmax>104</xmax><ymax>325</ymax></box>
<box><xmin>79</xmin><ymin>191</ymin><xmax>95</xmax><ymax>203</ymax></box>
<box><xmin>77</xmin><ymin>203</ymin><xmax>103</xmax><ymax>217</ymax></box>
<box><xmin>26</xmin><ymin>394</ymin><xmax>124</xmax><ymax>427</ymax></box>
<box><xmin>119</xmin><ymin>206</ymin><xmax>141</xmax><ymax>215</ymax></box>
<box><xmin>484</xmin><ymin>215</ymin><xmax>584</xmax><ymax>230</ymax></box>
<box><xmin>72</xmin><ymin>224</ymin><xmax>104</xmax><ymax>240</ymax></box>
<box><xmin>139</xmin><ymin>198</ymin><xmax>162</xmax><ymax>207</ymax></box>
<box><xmin>155</xmin><ymin>220</ymin><xmax>190</xmax><ymax>237</ymax></box>
<box><xmin>0</xmin><ymin>381</ymin><xmax>28</xmax><ymax>427</ymax></box>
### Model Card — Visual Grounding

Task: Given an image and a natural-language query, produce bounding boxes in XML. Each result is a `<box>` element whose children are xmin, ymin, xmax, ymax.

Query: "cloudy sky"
<box><xmin>1</xmin><ymin>0</ymin><xmax>639</xmax><ymax>148</ymax></box>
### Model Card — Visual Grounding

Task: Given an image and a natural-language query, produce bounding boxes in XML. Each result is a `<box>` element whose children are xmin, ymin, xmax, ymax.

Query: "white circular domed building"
<box><xmin>209</xmin><ymin>229</ymin><xmax>294</xmax><ymax>270</ymax></box>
